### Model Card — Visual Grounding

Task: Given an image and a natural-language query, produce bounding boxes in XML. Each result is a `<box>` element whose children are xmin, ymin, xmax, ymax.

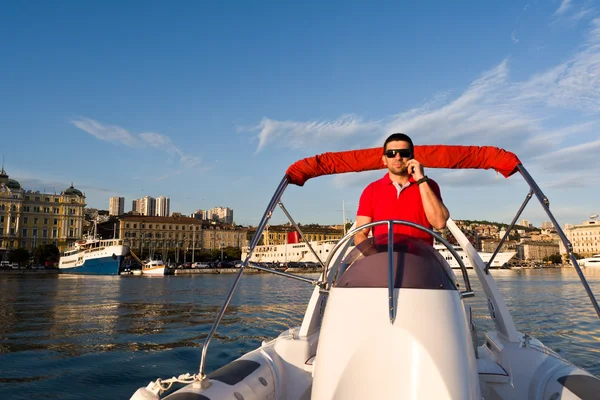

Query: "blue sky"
<box><xmin>1</xmin><ymin>0</ymin><xmax>599</xmax><ymax>228</ymax></box>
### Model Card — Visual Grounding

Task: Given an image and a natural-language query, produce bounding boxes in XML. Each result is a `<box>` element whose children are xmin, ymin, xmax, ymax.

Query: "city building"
<box><xmin>516</xmin><ymin>241</ymin><xmax>560</xmax><ymax>262</ymax></box>
<box><xmin>559</xmin><ymin>218</ymin><xmax>600</xmax><ymax>258</ymax></box>
<box><xmin>541</xmin><ymin>221</ymin><xmax>554</xmax><ymax>230</ymax></box>
<box><xmin>247</xmin><ymin>224</ymin><xmax>344</xmax><ymax>246</ymax></box>
<box><xmin>0</xmin><ymin>167</ymin><xmax>86</xmax><ymax>256</ymax></box>
<box><xmin>519</xmin><ymin>219</ymin><xmax>532</xmax><ymax>228</ymax></box>
<box><xmin>109</xmin><ymin>196</ymin><xmax>124</xmax><ymax>216</ymax></box>
<box><xmin>107</xmin><ymin>215</ymin><xmax>248</xmax><ymax>258</ymax></box>
<box><xmin>135</xmin><ymin>196</ymin><xmax>155</xmax><ymax>216</ymax></box>
<box><xmin>191</xmin><ymin>209</ymin><xmax>208</xmax><ymax>220</ymax></box>
<box><xmin>155</xmin><ymin>196</ymin><xmax>170</xmax><ymax>217</ymax></box>
<box><xmin>209</xmin><ymin>207</ymin><xmax>233</xmax><ymax>224</ymax></box>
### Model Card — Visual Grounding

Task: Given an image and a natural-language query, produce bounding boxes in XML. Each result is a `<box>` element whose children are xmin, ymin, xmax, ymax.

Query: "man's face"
<box><xmin>382</xmin><ymin>140</ymin><xmax>412</xmax><ymax>175</ymax></box>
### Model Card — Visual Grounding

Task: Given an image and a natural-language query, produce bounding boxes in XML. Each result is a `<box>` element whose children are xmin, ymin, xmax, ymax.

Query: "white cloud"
<box><xmin>534</xmin><ymin>138</ymin><xmax>600</xmax><ymax>171</ymax></box>
<box><xmin>553</xmin><ymin>0</ymin><xmax>596</xmax><ymax>23</ymax></box>
<box><xmin>70</xmin><ymin>117</ymin><xmax>201</xmax><ymax>169</ymax></box>
<box><xmin>251</xmin><ymin>114</ymin><xmax>383</xmax><ymax>153</ymax></box>
<box><xmin>511</xmin><ymin>31</ymin><xmax>519</xmax><ymax>44</ymax></box>
<box><xmin>555</xmin><ymin>0</ymin><xmax>573</xmax><ymax>16</ymax></box>
<box><xmin>515</xmin><ymin>19</ymin><xmax>600</xmax><ymax>112</ymax></box>
<box><xmin>71</xmin><ymin>117</ymin><xmax>138</xmax><ymax>147</ymax></box>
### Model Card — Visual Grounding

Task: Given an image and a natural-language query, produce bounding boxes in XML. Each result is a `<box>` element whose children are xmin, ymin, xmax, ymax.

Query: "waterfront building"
<box><xmin>109</xmin><ymin>215</ymin><xmax>248</xmax><ymax>258</ymax></box>
<box><xmin>109</xmin><ymin>196</ymin><xmax>125</xmax><ymax>216</ymax></box>
<box><xmin>209</xmin><ymin>206</ymin><xmax>233</xmax><ymax>224</ymax></box>
<box><xmin>247</xmin><ymin>224</ymin><xmax>344</xmax><ymax>246</ymax></box>
<box><xmin>560</xmin><ymin>219</ymin><xmax>600</xmax><ymax>258</ymax></box>
<box><xmin>155</xmin><ymin>196</ymin><xmax>170</xmax><ymax>217</ymax></box>
<box><xmin>516</xmin><ymin>241</ymin><xmax>560</xmax><ymax>261</ymax></box>
<box><xmin>480</xmin><ymin>239</ymin><xmax>518</xmax><ymax>253</ymax></box>
<box><xmin>0</xmin><ymin>167</ymin><xmax>86</xmax><ymax>256</ymax></box>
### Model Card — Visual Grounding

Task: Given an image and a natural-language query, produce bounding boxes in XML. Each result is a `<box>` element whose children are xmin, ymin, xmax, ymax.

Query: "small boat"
<box><xmin>142</xmin><ymin>259</ymin><xmax>166</xmax><ymax>276</ymax></box>
<box><xmin>131</xmin><ymin>144</ymin><xmax>600</xmax><ymax>399</ymax></box>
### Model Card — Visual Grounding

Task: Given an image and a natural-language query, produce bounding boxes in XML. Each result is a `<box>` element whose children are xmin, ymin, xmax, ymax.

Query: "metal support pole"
<box><xmin>485</xmin><ymin>190</ymin><xmax>533</xmax><ymax>274</ymax></box>
<box><xmin>278</xmin><ymin>202</ymin><xmax>325</xmax><ymax>269</ymax></box>
<box><xmin>387</xmin><ymin>221</ymin><xmax>395</xmax><ymax>323</ymax></box>
<box><xmin>199</xmin><ymin>176</ymin><xmax>289</xmax><ymax>379</ymax></box>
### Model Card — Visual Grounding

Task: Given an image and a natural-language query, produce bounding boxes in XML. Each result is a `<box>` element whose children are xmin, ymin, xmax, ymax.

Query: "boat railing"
<box><xmin>321</xmin><ymin>219</ymin><xmax>474</xmax><ymax>324</ymax></box>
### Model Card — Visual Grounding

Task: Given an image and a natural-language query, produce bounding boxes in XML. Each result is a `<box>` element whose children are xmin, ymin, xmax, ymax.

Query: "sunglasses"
<box><xmin>385</xmin><ymin>149</ymin><xmax>412</xmax><ymax>159</ymax></box>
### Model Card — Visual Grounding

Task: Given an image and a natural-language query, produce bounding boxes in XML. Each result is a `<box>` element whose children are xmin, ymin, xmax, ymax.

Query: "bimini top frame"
<box><xmin>197</xmin><ymin>144</ymin><xmax>600</xmax><ymax>381</ymax></box>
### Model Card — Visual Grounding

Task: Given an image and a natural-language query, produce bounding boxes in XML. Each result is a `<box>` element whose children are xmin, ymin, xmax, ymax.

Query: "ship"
<box><xmin>243</xmin><ymin>236</ymin><xmax>516</xmax><ymax>269</ymax></box>
<box><xmin>435</xmin><ymin>244</ymin><xmax>516</xmax><ymax>269</ymax></box>
<box><xmin>58</xmin><ymin>236</ymin><xmax>129</xmax><ymax>275</ymax></box>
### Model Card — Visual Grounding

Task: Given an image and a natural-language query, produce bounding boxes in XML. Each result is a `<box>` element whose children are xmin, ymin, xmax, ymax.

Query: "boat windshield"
<box><xmin>334</xmin><ymin>233</ymin><xmax>458</xmax><ymax>289</ymax></box>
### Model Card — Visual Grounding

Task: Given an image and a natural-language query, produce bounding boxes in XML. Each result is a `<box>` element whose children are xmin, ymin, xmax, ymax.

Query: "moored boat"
<box><xmin>142</xmin><ymin>259</ymin><xmax>166</xmax><ymax>276</ymax></box>
<box><xmin>59</xmin><ymin>237</ymin><xmax>129</xmax><ymax>275</ymax></box>
<box><xmin>131</xmin><ymin>144</ymin><xmax>600</xmax><ymax>400</ymax></box>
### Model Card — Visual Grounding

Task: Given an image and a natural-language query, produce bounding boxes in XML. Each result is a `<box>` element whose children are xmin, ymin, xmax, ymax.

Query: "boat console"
<box><xmin>335</xmin><ymin>234</ymin><xmax>457</xmax><ymax>290</ymax></box>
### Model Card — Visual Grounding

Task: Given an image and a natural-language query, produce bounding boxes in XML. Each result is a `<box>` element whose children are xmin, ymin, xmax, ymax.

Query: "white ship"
<box><xmin>578</xmin><ymin>254</ymin><xmax>600</xmax><ymax>267</ymax></box>
<box><xmin>243</xmin><ymin>239</ymin><xmax>516</xmax><ymax>269</ymax></box>
<box><xmin>435</xmin><ymin>244</ymin><xmax>516</xmax><ymax>269</ymax></box>
<box><xmin>59</xmin><ymin>236</ymin><xmax>129</xmax><ymax>275</ymax></box>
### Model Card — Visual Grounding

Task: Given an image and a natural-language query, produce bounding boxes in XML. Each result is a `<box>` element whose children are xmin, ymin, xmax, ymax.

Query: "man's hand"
<box><xmin>405</xmin><ymin>159</ymin><xmax>425</xmax><ymax>180</ymax></box>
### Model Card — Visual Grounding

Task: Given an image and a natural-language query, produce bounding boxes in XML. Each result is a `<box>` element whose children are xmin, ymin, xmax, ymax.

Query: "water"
<box><xmin>0</xmin><ymin>268</ymin><xmax>599</xmax><ymax>399</ymax></box>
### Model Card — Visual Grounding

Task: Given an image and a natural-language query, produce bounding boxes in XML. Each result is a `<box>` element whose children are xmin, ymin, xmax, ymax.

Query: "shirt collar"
<box><xmin>378</xmin><ymin>172</ymin><xmax>416</xmax><ymax>185</ymax></box>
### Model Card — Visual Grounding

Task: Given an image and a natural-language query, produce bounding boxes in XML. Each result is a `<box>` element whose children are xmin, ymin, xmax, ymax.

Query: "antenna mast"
<box><xmin>342</xmin><ymin>200</ymin><xmax>346</xmax><ymax>235</ymax></box>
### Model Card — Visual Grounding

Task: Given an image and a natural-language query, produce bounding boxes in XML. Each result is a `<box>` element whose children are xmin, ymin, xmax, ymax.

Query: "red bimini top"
<box><xmin>285</xmin><ymin>145</ymin><xmax>521</xmax><ymax>186</ymax></box>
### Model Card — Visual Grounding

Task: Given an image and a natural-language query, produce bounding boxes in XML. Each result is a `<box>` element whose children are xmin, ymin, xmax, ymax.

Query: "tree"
<box><xmin>33</xmin><ymin>244</ymin><xmax>60</xmax><ymax>266</ymax></box>
<box><xmin>543</xmin><ymin>253</ymin><xmax>562</xmax><ymax>264</ymax></box>
<box><xmin>8</xmin><ymin>248</ymin><xmax>30</xmax><ymax>266</ymax></box>
<box><xmin>508</xmin><ymin>232</ymin><xmax>520</xmax><ymax>241</ymax></box>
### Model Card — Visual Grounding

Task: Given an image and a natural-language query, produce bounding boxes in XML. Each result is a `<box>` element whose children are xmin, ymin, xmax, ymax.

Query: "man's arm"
<box><xmin>406</xmin><ymin>159</ymin><xmax>449</xmax><ymax>230</ymax></box>
<box><xmin>353</xmin><ymin>215</ymin><xmax>373</xmax><ymax>245</ymax></box>
<box><xmin>419</xmin><ymin>182</ymin><xmax>449</xmax><ymax>230</ymax></box>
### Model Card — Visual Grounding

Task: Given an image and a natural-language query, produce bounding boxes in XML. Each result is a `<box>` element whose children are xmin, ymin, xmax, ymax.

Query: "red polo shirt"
<box><xmin>357</xmin><ymin>173</ymin><xmax>442</xmax><ymax>245</ymax></box>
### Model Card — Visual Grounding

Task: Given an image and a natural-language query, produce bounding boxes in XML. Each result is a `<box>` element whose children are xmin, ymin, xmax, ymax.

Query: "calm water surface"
<box><xmin>1</xmin><ymin>268</ymin><xmax>599</xmax><ymax>399</ymax></box>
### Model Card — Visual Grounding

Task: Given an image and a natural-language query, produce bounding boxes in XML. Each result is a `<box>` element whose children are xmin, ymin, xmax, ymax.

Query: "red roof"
<box><xmin>286</xmin><ymin>145</ymin><xmax>521</xmax><ymax>186</ymax></box>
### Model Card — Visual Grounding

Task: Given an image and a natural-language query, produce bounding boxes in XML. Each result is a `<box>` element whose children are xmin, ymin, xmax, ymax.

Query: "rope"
<box><xmin>522</xmin><ymin>339</ymin><xmax>579</xmax><ymax>369</ymax></box>
<box><xmin>150</xmin><ymin>373</ymin><xmax>203</xmax><ymax>394</ymax></box>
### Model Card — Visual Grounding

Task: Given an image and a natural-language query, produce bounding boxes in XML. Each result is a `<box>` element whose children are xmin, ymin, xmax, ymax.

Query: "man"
<box><xmin>354</xmin><ymin>133</ymin><xmax>449</xmax><ymax>246</ymax></box>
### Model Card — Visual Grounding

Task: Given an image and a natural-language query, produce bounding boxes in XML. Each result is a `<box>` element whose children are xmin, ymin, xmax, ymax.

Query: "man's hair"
<box><xmin>383</xmin><ymin>133</ymin><xmax>414</xmax><ymax>153</ymax></box>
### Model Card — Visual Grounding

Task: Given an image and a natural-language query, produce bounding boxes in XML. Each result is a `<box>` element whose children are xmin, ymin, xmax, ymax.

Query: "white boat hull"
<box><xmin>149</xmin><ymin>325</ymin><xmax>599</xmax><ymax>400</ymax></box>
<box><xmin>142</xmin><ymin>267</ymin><xmax>165</xmax><ymax>276</ymax></box>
